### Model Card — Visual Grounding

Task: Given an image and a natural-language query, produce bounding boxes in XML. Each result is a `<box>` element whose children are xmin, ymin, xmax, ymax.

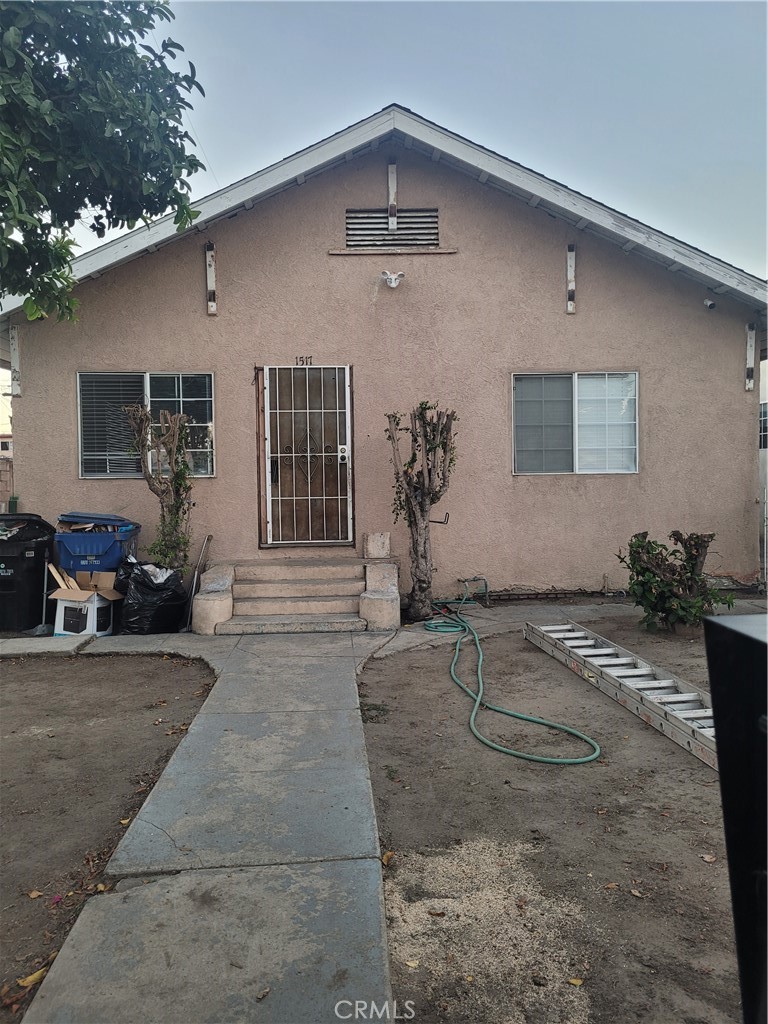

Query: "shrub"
<box><xmin>617</xmin><ymin>531</ymin><xmax>733</xmax><ymax>632</ymax></box>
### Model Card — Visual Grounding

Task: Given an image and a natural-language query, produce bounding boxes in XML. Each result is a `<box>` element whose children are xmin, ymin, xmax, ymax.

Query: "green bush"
<box><xmin>617</xmin><ymin>531</ymin><xmax>733</xmax><ymax>632</ymax></box>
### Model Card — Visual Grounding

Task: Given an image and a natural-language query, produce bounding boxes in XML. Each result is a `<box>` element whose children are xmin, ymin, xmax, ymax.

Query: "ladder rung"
<box><xmin>587</xmin><ymin>657</ymin><xmax>635</xmax><ymax>666</ymax></box>
<box><xmin>676</xmin><ymin>708</ymin><xmax>714</xmax><ymax>720</ymax></box>
<box><xmin>581</xmin><ymin>648</ymin><xmax>617</xmax><ymax>657</ymax></box>
<box><xmin>699</xmin><ymin>727</ymin><xmax>716</xmax><ymax>737</ymax></box>
<box><xmin>540</xmin><ymin>625</ymin><xmax>575</xmax><ymax>632</ymax></box>
<box><xmin>549</xmin><ymin>632</ymin><xmax>588</xmax><ymax>640</ymax></box>
<box><xmin>632</xmin><ymin>680</ymin><xmax>677</xmax><ymax>690</ymax></box>
<box><xmin>564</xmin><ymin>640</ymin><xmax>599</xmax><ymax>647</ymax></box>
<box><xmin>610</xmin><ymin>668</ymin><xmax>656</xmax><ymax>678</ymax></box>
<box><xmin>650</xmin><ymin>693</ymin><xmax>702</xmax><ymax>704</ymax></box>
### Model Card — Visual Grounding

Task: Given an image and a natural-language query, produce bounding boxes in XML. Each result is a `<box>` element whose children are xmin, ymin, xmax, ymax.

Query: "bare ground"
<box><xmin>0</xmin><ymin>653</ymin><xmax>215</xmax><ymax>1019</ymax></box>
<box><xmin>361</xmin><ymin>609</ymin><xmax>746</xmax><ymax>1024</ymax></box>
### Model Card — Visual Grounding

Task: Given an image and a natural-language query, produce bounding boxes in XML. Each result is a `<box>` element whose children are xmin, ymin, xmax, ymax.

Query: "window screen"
<box><xmin>513</xmin><ymin>372</ymin><xmax>637</xmax><ymax>474</ymax></box>
<box><xmin>513</xmin><ymin>375</ymin><xmax>573</xmax><ymax>473</ymax></box>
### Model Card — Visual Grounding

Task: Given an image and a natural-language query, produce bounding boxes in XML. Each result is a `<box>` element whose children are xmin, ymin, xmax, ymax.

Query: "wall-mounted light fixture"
<box><xmin>381</xmin><ymin>270</ymin><xmax>405</xmax><ymax>289</ymax></box>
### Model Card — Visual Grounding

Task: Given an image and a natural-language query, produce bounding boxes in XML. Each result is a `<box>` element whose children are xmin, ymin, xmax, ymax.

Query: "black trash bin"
<box><xmin>0</xmin><ymin>514</ymin><xmax>56</xmax><ymax>632</ymax></box>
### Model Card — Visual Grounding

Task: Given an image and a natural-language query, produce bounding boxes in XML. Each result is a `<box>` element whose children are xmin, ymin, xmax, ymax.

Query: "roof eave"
<box><xmin>0</xmin><ymin>103</ymin><xmax>765</xmax><ymax>321</ymax></box>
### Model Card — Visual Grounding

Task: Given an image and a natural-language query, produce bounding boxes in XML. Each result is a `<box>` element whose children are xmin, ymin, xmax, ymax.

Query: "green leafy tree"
<box><xmin>617</xmin><ymin>531</ymin><xmax>733</xmax><ymax>631</ymax></box>
<box><xmin>0</xmin><ymin>1</ymin><xmax>204</xmax><ymax>320</ymax></box>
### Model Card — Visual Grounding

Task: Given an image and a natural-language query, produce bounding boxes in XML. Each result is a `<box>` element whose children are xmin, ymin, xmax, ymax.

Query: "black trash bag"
<box><xmin>114</xmin><ymin>556</ymin><xmax>143</xmax><ymax>595</ymax></box>
<box><xmin>119</xmin><ymin>562</ymin><xmax>187</xmax><ymax>635</ymax></box>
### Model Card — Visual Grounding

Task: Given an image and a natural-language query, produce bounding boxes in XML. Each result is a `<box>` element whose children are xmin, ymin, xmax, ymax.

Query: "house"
<box><xmin>0</xmin><ymin>105</ymin><xmax>766</xmax><ymax>629</ymax></box>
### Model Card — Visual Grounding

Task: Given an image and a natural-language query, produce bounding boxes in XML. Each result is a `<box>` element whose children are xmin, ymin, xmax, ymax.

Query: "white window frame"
<box><xmin>77</xmin><ymin>371</ymin><xmax>216</xmax><ymax>479</ymax></box>
<box><xmin>512</xmin><ymin>371</ymin><xmax>639</xmax><ymax>475</ymax></box>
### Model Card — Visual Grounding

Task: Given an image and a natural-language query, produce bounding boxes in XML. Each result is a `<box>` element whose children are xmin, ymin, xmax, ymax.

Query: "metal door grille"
<box><xmin>264</xmin><ymin>366</ymin><xmax>352</xmax><ymax>544</ymax></box>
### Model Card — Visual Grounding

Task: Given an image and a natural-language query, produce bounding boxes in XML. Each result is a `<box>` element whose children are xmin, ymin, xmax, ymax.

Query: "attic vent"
<box><xmin>345</xmin><ymin>209</ymin><xmax>439</xmax><ymax>249</ymax></box>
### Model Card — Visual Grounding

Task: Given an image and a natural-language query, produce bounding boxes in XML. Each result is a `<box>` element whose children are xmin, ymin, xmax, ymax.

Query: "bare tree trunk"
<box><xmin>386</xmin><ymin>404</ymin><xmax>457</xmax><ymax>621</ymax></box>
<box><xmin>408</xmin><ymin>512</ymin><xmax>434</xmax><ymax>620</ymax></box>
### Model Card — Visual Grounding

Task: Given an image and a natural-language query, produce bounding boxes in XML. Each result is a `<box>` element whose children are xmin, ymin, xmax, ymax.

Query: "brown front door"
<box><xmin>264</xmin><ymin>366</ymin><xmax>352</xmax><ymax>544</ymax></box>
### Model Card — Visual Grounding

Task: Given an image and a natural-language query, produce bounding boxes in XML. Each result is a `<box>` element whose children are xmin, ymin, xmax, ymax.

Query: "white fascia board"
<box><xmin>390</xmin><ymin>109</ymin><xmax>767</xmax><ymax>307</ymax></box>
<box><xmin>1</xmin><ymin>104</ymin><xmax>765</xmax><ymax>319</ymax></box>
<box><xmin>68</xmin><ymin>108</ymin><xmax>397</xmax><ymax>282</ymax></box>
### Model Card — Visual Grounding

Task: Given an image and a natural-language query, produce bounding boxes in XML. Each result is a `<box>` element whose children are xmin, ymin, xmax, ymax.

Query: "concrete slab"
<box><xmin>237</xmin><ymin>632</ymin><xmax>356</xmax><ymax>658</ymax></box>
<box><xmin>218</xmin><ymin>613</ymin><xmax>366</xmax><ymax>635</ymax></box>
<box><xmin>201</xmin><ymin>653</ymin><xmax>359</xmax><ymax>714</ymax></box>
<box><xmin>154</xmin><ymin>634</ymin><xmax>241</xmax><ymax>672</ymax></box>
<box><xmin>0</xmin><ymin>636</ymin><xmax>90</xmax><ymax>657</ymax></box>
<box><xmin>26</xmin><ymin>861</ymin><xmax>390</xmax><ymax>1024</ymax></box>
<box><xmin>351</xmin><ymin>632</ymin><xmax>396</xmax><ymax>656</ymax></box>
<box><xmin>81</xmin><ymin>634</ymin><xmax>171</xmax><ymax>654</ymax></box>
<box><xmin>108</xmin><ymin>766</ymin><xmax>379</xmax><ymax>874</ymax></box>
<box><xmin>163</xmin><ymin>709</ymin><xmax>369</xmax><ymax>775</ymax></box>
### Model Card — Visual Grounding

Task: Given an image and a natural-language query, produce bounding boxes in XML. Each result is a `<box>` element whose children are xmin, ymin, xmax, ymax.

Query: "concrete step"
<box><xmin>235</xmin><ymin>558</ymin><xmax>365</xmax><ymax>582</ymax></box>
<box><xmin>233</xmin><ymin>577</ymin><xmax>366</xmax><ymax>599</ymax></box>
<box><xmin>234</xmin><ymin>594</ymin><xmax>360</xmax><ymax>616</ymax></box>
<box><xmin>217</xmin><ymin>614</ymin><xmax>367</xmax><ymax>635</ymax></box>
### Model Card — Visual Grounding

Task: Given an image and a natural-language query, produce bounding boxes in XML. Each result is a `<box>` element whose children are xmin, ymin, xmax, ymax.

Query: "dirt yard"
<box><xmin>0</xmin><ymin>653</ymin><xmax>215</xmax><ymax>1019</ymax></box>
<box><xmin>361</xmin><ymin>609</ymin><xmax>745</xmax><ymax>1024</ymax></box>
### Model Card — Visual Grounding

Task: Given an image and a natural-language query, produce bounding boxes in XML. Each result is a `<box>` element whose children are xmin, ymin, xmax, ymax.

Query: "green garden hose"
<box><xmin>425</xmin><ymin>590</ymin><xmax>601</xmax><ymax>765</ymax></box>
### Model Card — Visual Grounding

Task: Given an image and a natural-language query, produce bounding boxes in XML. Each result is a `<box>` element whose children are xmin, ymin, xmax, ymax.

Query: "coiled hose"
<box><xmin>424</xmin><ymin>590</ymin><xmax>601</xmax><ymax>765</ymax></box>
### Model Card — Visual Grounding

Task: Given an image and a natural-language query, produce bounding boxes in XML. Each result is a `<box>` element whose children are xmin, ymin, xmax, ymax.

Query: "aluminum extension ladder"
<box><xmin>523</xmin><ymin>621</ymin><xmax>717</xmax><ymax>770</ymax></box>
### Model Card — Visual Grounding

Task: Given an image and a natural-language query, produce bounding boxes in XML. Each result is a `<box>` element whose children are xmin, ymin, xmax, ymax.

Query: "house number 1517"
<box><xmin>295</xmin><ymin>355</ymin><xmax>313</xmax><ymax>366</ymax></box>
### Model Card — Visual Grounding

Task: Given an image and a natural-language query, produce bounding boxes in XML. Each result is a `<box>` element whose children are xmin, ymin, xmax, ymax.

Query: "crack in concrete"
<box><xmin>136</xmin><ymin>816</ymin><xmax>205</xmax><ymax>869</ymax></box>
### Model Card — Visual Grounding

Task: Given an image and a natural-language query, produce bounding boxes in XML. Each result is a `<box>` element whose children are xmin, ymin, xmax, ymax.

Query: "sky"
<box><xmin>70</xmin><ymin>0</ymin><xmax>767</xmax><ymax>278</ymax></box>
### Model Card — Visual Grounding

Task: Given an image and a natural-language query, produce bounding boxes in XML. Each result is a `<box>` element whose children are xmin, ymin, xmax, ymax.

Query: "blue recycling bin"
<box><xmin>55</xmin><ymin>512</ymin><xmax>141</xmax><ymax>572</ymax></box>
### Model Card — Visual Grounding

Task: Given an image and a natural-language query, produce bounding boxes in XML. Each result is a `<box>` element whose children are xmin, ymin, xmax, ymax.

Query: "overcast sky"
<box><xmin>76</xmin><ymin>1</ymin><xmax>766</xmax><ymax>277</ymax></box>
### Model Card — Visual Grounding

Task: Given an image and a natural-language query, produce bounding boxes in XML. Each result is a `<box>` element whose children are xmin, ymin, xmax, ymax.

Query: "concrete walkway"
<box><xmin>8</xmin><ymin>595</ymin><xmax>765</xmax><ymax>1023</ymax></box>
<box><xmin>21</xmin><ymin>630</ymin><xmax>394</xmax><ymax>1024</ymax></box>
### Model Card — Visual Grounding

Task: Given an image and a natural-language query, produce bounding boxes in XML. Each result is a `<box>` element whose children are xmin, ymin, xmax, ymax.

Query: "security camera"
<box><xmin>704</xmin><ymin>299</ymin><xmax>716</xmax><ymax>310</ymax></box>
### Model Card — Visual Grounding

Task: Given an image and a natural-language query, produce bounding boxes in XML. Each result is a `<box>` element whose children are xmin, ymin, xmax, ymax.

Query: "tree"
<box><xmin>123</xmin><ymin>404</ymin><xmax>193</xmax><ymax>570</ymax></box>
<box><xmin>386</xmin><ymin>402</ymin><xmax>458</xmax><ymax>621</ymax></box>
<box><xmin>616</xmin><ymin>530</ymin><xmax>733</xmax><ymax>631</ymax></box>
<box><xmin>0</xmin><ymin>1</ymin><xmax>204</xmax><ymax>321</ymax></box>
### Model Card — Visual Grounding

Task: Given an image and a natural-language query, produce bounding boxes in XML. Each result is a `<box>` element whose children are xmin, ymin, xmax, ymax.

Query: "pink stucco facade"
<box><xmin>11</xmin><ymin>145</ymin><xmax>761</xmax><ymax>592</ymax></box>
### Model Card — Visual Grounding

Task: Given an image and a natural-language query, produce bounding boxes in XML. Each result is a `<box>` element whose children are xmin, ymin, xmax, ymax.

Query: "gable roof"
<box><xmin>1</xmin><ymin>103</ymin><xmax>766</xmax><ymax>328</ymax></box>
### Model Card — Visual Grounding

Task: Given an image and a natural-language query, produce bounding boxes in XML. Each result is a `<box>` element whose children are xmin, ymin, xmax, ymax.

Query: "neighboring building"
<box><xmin>0</xmin><ymin>105</ymin><xmax>765</xmax><ymax>603</ymax></box>
<box><xmin>760</xmin><ymin>367</ymin><xmax>768</xmax><ymax>584</ymax></box>
<box><xmin>0</xmin><ymin>372</ymin><xmax>12</xmax><ymax>509</ymax></box>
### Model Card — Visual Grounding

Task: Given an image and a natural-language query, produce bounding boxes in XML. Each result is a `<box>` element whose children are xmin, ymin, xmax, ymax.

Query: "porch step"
<box><xmin>216</xmin><ymin>613</ymin><xmax>367</xmax><ymax>635</ymax></box>
<box><xmin>233</xmin><ymin>577</ymin><xmax>366</xmax><ymax>599</ymax></box>
<box><xmin>235</xmin><ymin>558</ymin><xmax>365</xmax><ymax>582</ymax></box>
<box><xmin>233</xmin><ymin>594</ymin><xmax>361</xmax><ymax>616</ymax></box>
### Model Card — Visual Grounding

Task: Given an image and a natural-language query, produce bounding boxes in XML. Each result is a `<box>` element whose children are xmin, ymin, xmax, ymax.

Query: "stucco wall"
<box><xmin>11</xmin><ymin>146</ymin><xmax>761</xmax><ymax>591</ymax></box>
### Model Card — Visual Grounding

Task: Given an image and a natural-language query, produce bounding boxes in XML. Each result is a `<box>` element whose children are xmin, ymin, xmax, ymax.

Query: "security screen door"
<box><xmin>264</xmin><ymin>366</ymin><xmax>353</xmax><ymax>544</ymax></box>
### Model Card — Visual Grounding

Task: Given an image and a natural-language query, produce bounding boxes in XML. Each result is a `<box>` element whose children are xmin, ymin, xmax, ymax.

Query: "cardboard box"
<box><xmin>50</xmin><ymin>570</ymin><xmax>123</xmax><ymax>637</ymax></box>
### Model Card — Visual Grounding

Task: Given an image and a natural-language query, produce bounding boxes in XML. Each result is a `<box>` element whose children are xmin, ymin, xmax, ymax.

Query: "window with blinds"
<box><xmin>79</xmin><ymin>373</ymin><xmax>144</xmax><ymax>476</ymax></box>
<box><xmin>513</xmin><ymin>372</ymin><xmax>638</xmax><ymax>474</ymax></box>
<box><xmin>345</xmin><ymin>209</ymin><xmax>439</xmax><ymax>249</ymax></box>
<box><xmin>78</xmin><ymin>372</ymin><xmax>215</xmax><ymax>477</ymax></box>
